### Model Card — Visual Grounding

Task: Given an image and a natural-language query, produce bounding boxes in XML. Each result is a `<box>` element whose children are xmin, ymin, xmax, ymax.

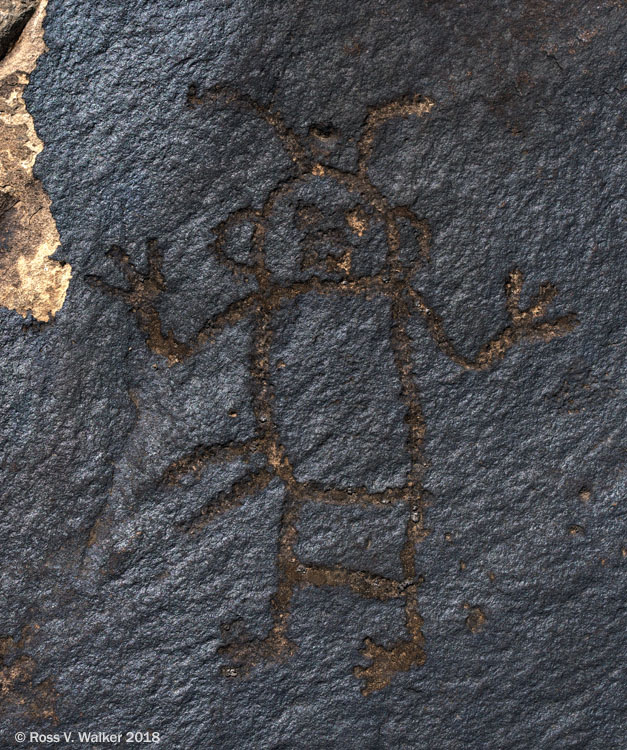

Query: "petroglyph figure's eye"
<box><xmin>294</xmin><ymin>203</ymin><xmax>324</xmax><ymax>231</ymax></box>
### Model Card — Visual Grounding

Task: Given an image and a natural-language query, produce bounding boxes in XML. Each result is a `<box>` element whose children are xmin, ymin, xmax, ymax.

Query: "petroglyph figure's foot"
<box><xmin>354</xmin><ymin>637</ymin><xmax>426</xmax><ymax>696</ymax></box>
<box><xmin>218</xmin><ymin>621</ymin><xmax>296</xmax><ymax>678</ymax></box>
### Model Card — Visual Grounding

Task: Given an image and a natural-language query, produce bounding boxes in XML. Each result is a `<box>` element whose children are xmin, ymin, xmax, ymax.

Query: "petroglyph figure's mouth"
<box><xmin>0</xmin><ymin>0</ymin><xmax>71</xmax><ymax>322</ymax></box>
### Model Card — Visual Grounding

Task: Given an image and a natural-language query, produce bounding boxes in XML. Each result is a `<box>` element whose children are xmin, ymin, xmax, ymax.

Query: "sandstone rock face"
<box><xmin>1</xmin><ymin>1</ymin><xmax>625</xmax><ymax>747</ymax></box>
<box><xmin>0</xmin><ymin>1</ymin><xmax>38</xmax><ymax>61</ymax></box>
<box><xmin>0</xmin><ymin>0</ymin><xmax>70</xmax><ymax>322</ymax></box>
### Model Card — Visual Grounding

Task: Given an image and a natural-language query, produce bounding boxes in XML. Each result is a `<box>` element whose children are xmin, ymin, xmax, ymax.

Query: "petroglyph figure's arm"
<box><xmin>87</xmin><ymin>239</ymin><xmax>258</xmax><ymax>365</ymax></box>
<box><xmin>407</xmin><ymin>270</ymin><xmax>578</xmax><ymax>370</ymax></box>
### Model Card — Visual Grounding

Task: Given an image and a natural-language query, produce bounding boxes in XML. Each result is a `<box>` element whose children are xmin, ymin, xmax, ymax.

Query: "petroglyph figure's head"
<box><xmin>188</xmin><ymin>84</ymin><xmax>434</xmax><ymax>288</ymax></box>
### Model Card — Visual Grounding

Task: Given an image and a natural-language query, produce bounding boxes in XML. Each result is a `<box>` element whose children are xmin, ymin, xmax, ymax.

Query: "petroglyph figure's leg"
<box><xmin>408</xmin><ymin>269</ymin><xmax>578</xmax><ymax>370</ymax></box>
<box><xmin>216</xmin><ymin>302</ymin><xmax>301</xmax><ymax>675</ymax></box>
<box><xmin>217</xmin><ymin>287</ymin><xmax>430</xmax><ymax>693</ymax></box>
<box><xmin>354</xmin><ymin>584</ymin><xmax>426</xmax><ymax>696</ymax></box>
<box><xmin>218</xmin><ymin>486</ymin><xmax>300</xmax><ymax>677</ymax></box>
<box><xmin>348</xmin><ymin>290</ymin><xmax>429</xmax><ymax>695</ymax></box>
<box><xmin>218</xmin><ymin>543</ymin><xmax>420</xmax><ymax>679</ymax></box>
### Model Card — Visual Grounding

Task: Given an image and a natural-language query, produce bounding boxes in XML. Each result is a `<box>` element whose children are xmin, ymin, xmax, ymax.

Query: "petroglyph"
<box><xmin>0</xmin><ymin>0</ymin><xmax>70</xmax><ymax>321</ymax></box>
<box><xmin>91</xmin><ymin>86</ymin><xmax>577</xmax><ymax>695</ymax></box>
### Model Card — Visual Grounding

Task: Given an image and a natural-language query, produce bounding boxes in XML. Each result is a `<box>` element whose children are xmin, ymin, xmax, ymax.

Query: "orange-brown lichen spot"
<box><xmin>0</xmin><ymin>0</ymin><xmax>71</xmax><ymax>321</ymax></box>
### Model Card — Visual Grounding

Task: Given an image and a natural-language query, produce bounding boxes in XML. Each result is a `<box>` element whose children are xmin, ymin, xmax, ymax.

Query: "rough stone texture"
<box><xmin>1</xmin><ymin>0</ymin><xmax>625</xmax><ymax>747</ymax></box>
<box><xmin>0</xmin><ymin>0</ymin><xmax>37</xmax><ymax>61</ymax></box>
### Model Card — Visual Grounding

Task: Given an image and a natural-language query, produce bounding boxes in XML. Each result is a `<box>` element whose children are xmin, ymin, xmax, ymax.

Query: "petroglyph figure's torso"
<box><xmin>271</xmin><ymin>291</ymin><xmax>410</xmax><ymax>492</ymax></box>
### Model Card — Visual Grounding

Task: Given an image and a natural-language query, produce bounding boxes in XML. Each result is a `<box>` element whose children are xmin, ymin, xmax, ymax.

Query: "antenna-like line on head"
<box><xmin>187</xmin><ymin>84</ymin><xmax>309</xmax><ymax>172</ymax></box>
<box><xmin>357</xmin><ymin>94</ymin><xmax>435</xmax><ymax>175</ymax></box>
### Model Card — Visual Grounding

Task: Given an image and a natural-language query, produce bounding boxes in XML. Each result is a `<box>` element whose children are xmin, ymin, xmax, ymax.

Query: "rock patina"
<box><xmin>0</xmin><ymin>1</ymin><xmax>625</xmax><ymax>747</ymax></box>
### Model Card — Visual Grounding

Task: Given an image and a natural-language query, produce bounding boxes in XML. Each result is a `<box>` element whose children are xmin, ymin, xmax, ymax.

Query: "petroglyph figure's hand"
<box><xmin>504</xmin><ymin>268</ymin><xmax>569</xmax><ymax>331</ymax></box>
<box><xmin>87</xmin><ymin>241</ymin><xmax>191</xmax><ymax>365</ymax></box>
<box><xmin>409</xmin><ymin>269</ymin><xmax>578</xmax><ymax>370</ymax></box>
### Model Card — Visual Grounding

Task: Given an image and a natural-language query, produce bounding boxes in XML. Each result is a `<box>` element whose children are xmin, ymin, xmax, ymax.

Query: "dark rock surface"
<box><xmin>1</xmin><ymin>0</ymin><xmax>625</xmax><ymax>747</ymax></box>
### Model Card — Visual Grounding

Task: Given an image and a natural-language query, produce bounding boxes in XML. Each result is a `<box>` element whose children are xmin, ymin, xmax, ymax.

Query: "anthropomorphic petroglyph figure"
<box><xmin>90</xmin><ymin>86</ymin><xmax>577</xmax><ymax>694</ymax></box>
